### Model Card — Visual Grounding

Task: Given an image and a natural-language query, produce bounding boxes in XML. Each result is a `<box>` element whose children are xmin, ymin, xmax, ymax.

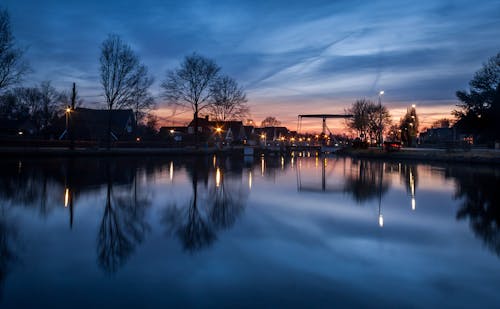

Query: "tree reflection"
<box><xmin>450</xmin><ymin>166</ymin><xmax>500</xmax><ymax>257</ymax></box>
<box><xmin>344</xmin><ymin>160</ymin><xmax>389</xmax><ymax>203</ymax></box>
<box><xmin>163</xmin><ymin>156</ymin><xmax>248</xmax><ymax>253</ymax></box>
<box><xmin>209</xmin><ymin>171</ymin><xmax>246</xmax><ymax>230</ymax></box>
<box><xmin>97</xmin><ymin>163</ymin><xmax>151</xmax><ymax>273</ymax></box>
<box><xmin>164</xmin><ymin>165</ymin><xmax>216</xmax><ymax>253</ymax></box>
<box><xmin>0</xmin><ymin>207</ymin><xmax>19</xmax><ymax>300</ymax></box>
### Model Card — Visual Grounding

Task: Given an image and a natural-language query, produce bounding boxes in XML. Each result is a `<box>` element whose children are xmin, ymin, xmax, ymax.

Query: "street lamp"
<box><xmin>378</xmin><ymin>91</ymin><xmax>385</xmax><ymax>146</ymax></box>
<box><xmin>65</xmin><ymin>106</ymin><xmax>71</xmax><ymax>140</ymax></box>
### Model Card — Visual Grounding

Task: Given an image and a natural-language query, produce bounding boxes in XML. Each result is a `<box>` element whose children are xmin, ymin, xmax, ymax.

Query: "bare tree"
<box><xmin>99</xmin><ymin>34</ymin><xmax>141</xmax><ymax>110</ymax></box>
<box><xmin>100</xmin><ymin>34</ymin><xmax>152</xmax><ymax>146</ymax></box>
<box><xmin>260</xmin><ymin>116</ymin><xmax>281</xmax><ymax>127</ymax></box>
<box><xmin>207</xmin><ymin>75</ymin><xmax>248</xmax><ymax>121</ymax></box>
<box><xmin>38</xmin><ymin>81</ymin><xmax>61</xmax><ymax>132</ymax></box>
<box><xmin>131</xmin><ymin>65</ymin><xmax>155</xmax><ymax>125</ymax></box>
<box><xmin>0</xmin><ymin>8</ymin><xmax>29</xmax><ymax>93</ymax></box>
<box><xmin>345</xmin><ymin>99</ymin><xmax>371</xmax><ymax>139</ymax></box>
<box><xmin>161</xmin><ymin>53</ymin><xmax>220</xmax><ymax>146</ymax></box>
<box><xmin>367</xmin><ymin>103</ymin><xmax>391</xmax><ymax>145</ymax></box>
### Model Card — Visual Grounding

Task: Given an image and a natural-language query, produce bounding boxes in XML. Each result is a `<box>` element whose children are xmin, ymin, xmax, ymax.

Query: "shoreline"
<box><xmin>338</xmin><ymin>147</ymin><xmax>500</xmax><ymax>165</ymax></box>
<box><xmin>1</xmin><ymin>146</ymin><xmax>499</xmax><ymax>165</ymax></box>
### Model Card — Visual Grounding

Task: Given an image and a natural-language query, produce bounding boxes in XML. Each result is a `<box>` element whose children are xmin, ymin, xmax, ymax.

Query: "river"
<box><xmin>0</xmin><ymin>154</ymin><xmax>499</xmax><ymax>307</ymax></box>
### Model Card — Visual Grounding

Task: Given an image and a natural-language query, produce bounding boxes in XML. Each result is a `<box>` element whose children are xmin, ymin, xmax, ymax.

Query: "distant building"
<box><xmin>255</xmin><ymin>127</ymin><xmax>290</xmax><ymax>141</ymax></box>
<box><xmin>159</xmin><ymin>126</ymin><xmax>188</xmax><ymax>142</ymax></box>
<box><xmin>419</xmin><ymin>127</ymin><xmax>455</xmax><ymax>145</ymax></box>
<box><xmin>59</xmin><ymin>108</ymin><xmax>135</xmax><ymax>142</ymax></box>
<box><xmin>0</xmin><ymin>118</ymin><xmax>37</xmax><ymax>137</ymax></box>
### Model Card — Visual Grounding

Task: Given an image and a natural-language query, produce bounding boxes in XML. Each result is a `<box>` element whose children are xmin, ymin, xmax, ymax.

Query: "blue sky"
<box><xmin>4</xmin><ymin>0</ymin><xmax>500</xmax><ymax>128</ymax></box>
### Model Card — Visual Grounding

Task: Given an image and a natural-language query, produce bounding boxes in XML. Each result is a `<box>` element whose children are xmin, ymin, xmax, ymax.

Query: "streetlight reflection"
<box><xmin>64</xmin><ymin>188</ymin><xmax>70</xmax><ymax>208</ymax></box>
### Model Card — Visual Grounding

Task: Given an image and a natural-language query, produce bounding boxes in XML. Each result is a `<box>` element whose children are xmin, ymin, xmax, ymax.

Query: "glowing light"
<box><xmin>66</xmin><ymin>107</ymin><xmax>71</xmax><ymax>113</ymax></box>
<box><xmin>379</xmin><ymin>90</ymin><xmax>384</xmax><ymax>96</ymax></box>
<box><xmin>64</xmin><ymin>188</ymin><xmax>70</xmax><ymax>207</ymax></box>
<box><xmin>216</xmin><ymin>168</ymin><xmax>221</xmax><ymax>187</ymax></box>
<box><xmin>215</xmin><ymin>127</ymin><xmax>222</xmax><ymax>133</ymax></box>
<box><xmin>260</xmin><ymin>134</ymin><xmax>266</xmax><ymax>139</ymax></box>
<box><xmin>261</xmin><ymin>157</ymin><xmax>265</xmax><ymax>176</ymax></box>
<box><xmin>136</xmin><ymin>137</ymin><xmax>141</xmax><ymax>142</ymax></box>
<box><xmin>411</xmin><ymin>197</ymin><xmax>416</xmax><ymax>211</ymax></box>
<box><xmin>379</xmin><ymin>214</ymin><xmax>384</xmax><ymax>227</ymax></box>
<box><xmin>248</xmin><ymin>171</ymin><xmax>252</xmax><ymax>189</ymax></box>
<box><xmin>18</xmin><ymin>131</ymin><xmax>23</xmax><ymax>135</ymax></box>
<box><xmin>169</xmin><ymin>129</ymin><xmax>174</xmax><ymax>134</ymax></box>
<box><xmin>169</xmin><ymin>161</ymin><xmax>174</xmax><ymax>181</ymax></box>
<box><xmin>213</xmin><ymin>155</ymin><xmax>217</xmax><ymax>168</ymax></box>
<box><xmin>412</xmin><ymin>104</ymin><xmax>416</xmax><ymax>108</ymax></box>
<box><xmin>281</xmin><ymin>156</ymin><xmax>284</xmax><ymax>170</ymax></box>
<box><xmin>290</xmin><ymin>137</ymin><xmax>295</xmax><ymax>142</ymax></box>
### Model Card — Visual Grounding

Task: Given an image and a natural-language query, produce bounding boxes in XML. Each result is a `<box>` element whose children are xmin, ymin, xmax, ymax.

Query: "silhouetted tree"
<box><xmin>131</xmin><ymin>65</ymin><xmax>155</xmax><ymax>125</ymax></box>
<box><xmin>367</xmin><ymin>103</ymin><xmax>391</xmax><ymax>145</ymax></box>
<box><xmin>431</xmin><ymin>118</ymin><xmax>452</xmax><ymax>129</ymax></box>
<box><xmin>207</xmin><ymin>75</ymin><xmax>248</xmax><ymax>121</ymax></box>
<box><xmin>346</xmin><ymin>99</ymin><xmax>371</xmax><ymax>140</ymax></box>
<box><xmin>454</xmin><ymin>52</ymin><xmax>500</xmax><ymax>143</ymax></box>
<box><xmin>161</xmin><ymin>53</ymin><xmax>220</xmax><ymax>147</ymax></box>
<box><xmin>400</xmin><ymin>105</ymin><xmax>419</xmax><ymax>147</ymax></box>
<box><xmin>260</xmin><ymin>116</ymin><xmax>281</xmax><ymax>127</ymax></box>
<box><xmin>100</xmin><ymin>34</ymin><xmax>152</xmax><ymax>146</ymax></box>
<box><xmin>0</xmin><ymin>8</ymin><xmax>29</xmax><ymax>92</ymax></box>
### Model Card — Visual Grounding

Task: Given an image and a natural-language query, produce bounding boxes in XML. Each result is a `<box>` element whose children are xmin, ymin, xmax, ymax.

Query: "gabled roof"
<box><xmin>67</xmin><ymin>108</ymin><xmax>135</xmax><ymax>140</ymax></box>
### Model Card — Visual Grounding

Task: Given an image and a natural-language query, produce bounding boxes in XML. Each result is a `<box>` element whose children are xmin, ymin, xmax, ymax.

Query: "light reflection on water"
<box><xmin>0</xmin><ymin>155</ymin><xmax>499</xmax><ymax>307</ymax></box>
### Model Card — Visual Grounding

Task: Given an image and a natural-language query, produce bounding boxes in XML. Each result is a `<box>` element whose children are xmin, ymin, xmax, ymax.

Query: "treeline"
<box><xmin>0</xmin><ymin>7</ymin><xmax>250</xmax><ymax>139</ymax></box>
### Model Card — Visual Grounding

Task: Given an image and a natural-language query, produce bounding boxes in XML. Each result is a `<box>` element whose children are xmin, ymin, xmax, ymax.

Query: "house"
<box><xmin>255</xmin><ymin>126</ymin><xmax>290</xmax><ymax>142</ymax></box>
<box><xmin>186</xmin><ymin>116</ymin><xmax>254</xmax><ymax>144</ymax></box>
<box><xmin>419</xmin><ymin>127</ymin><xmax>455</xmax><ymax>145</ymax></box>
<box><xmin>59</xmin><ymin>108</ymin><xmax>135</xmax><ymax>142</ymax></box>
<box><xmin>159</xmin><ymin>126</ymin><xmax>188</xmax><ymax>142</ymax></box>
<box><xmin>0</xmin><ymin>118</ymin><xmax>37</xmax><ymax>137</ymax></box>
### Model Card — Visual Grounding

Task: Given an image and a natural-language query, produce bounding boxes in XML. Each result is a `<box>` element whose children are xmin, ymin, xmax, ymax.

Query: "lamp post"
<box><xmin>378</xmin><ymin>90</ymin><xmax>384</xmax><ymax>146</ymax></box>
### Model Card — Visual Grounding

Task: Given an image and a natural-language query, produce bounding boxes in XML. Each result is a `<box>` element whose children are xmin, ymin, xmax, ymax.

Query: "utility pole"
<box><xmin>70</xmin><ymin>82</ymin><xmax>76</xmax><ymax>150</ymax></box>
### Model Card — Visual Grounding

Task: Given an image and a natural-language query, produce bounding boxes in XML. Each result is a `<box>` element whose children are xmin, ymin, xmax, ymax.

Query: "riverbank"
<box><xmin>1</xmin><ymin>145</ymin><xmax>500</xmax><ymax>165</ymax></box>
<box><xmin>339</xmin><ymin>147</ymin><xmax>500</xmax><ymax>165</ymax></box>
<box><xmin>0</xmin><ymin>146</ymin><xmax>230</xmax><ymax>157</ymax></box>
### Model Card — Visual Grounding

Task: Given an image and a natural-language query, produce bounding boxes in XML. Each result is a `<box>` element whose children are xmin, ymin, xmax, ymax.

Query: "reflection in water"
<box><xmin>163</xmin><ymin>156</ymin><xmax>249</xmax><ymax>252</ymax></box>
<box><xmin>344</xmin><ymin>160</ymin><xmax>389</xmax><ymax>203</ymax></box>
<box><xmin>0</xmin><ymin>207</ymin><xmax>19</xmax><ymax>300</ymax></box>
<box><xmin>97</xmin><ymin>164</ymin><xmax>151</xmax><ymax>273</ymax></box>
<box><xmin>0</xmin><ymin>155</ymin><xmax>499</xmax><ymax>285</ymax></box>
<box><xmin>401</xmin><ymin>164</ymin><xmax>418</xmax><ymax>211</ymax></box>
<box><xmin>163</xmin><ymin>158</ymin><xmax>216</xmax><ymax>252</ymax></box>
<box><xmin>450</xmin><ymin>166</ymin><xmax>500</xmax><ymax>257</ymax></box>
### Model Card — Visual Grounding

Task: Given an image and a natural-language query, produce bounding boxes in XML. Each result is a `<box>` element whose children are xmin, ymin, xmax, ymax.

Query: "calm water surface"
<box><xmin>0</xmin><ymin>154</ymin><xmax>499</xmax><ymax>308</ymax></box>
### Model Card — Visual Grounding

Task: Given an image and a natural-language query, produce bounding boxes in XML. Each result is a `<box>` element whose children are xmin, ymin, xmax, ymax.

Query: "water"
<box><xmin>0</xmin><ymin>154</ymin><xmax>499</xmax><ymax>308</ymax></box>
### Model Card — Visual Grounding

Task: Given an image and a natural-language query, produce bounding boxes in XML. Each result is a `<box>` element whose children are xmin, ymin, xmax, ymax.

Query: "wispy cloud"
<box><xmin>3</xmin><ymin>0</ymin><xmax>500</xmax><ymax>125</ymax></box>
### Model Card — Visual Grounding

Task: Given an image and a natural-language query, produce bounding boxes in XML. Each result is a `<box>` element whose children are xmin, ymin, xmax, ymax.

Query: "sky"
<box><xmin>4</xmin><ymin>0</ymin><xmax>500</xmax><ymax>131</ymax></box>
